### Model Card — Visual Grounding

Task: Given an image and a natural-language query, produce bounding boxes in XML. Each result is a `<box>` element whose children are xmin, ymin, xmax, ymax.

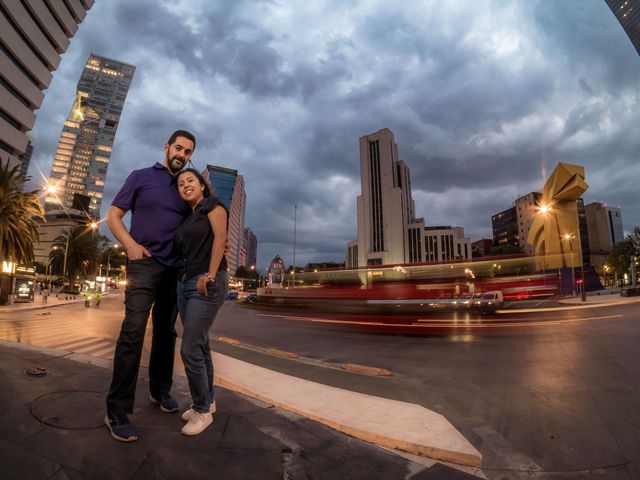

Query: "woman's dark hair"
<box><xmin>177</xmin><ymin>168</ymin><xmax>212</xmax><ymax>198</ymax></box>
<box><xmin>167</xmin><ymin>129</ymin><xmax>196</xmax><ymax>150</ymax></box>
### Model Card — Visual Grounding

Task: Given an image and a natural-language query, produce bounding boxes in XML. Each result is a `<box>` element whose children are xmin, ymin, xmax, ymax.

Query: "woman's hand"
<box><xmin>197</xmin><ymin>274</ymin><xmax>213</xmax><ymax>296</ymax></box>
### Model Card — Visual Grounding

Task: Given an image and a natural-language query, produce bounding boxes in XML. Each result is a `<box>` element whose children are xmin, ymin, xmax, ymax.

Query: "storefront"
<box><xmin>0</xmin><ymin>263</ymin><xmax>36</xmax><ymax>304</ymax></box>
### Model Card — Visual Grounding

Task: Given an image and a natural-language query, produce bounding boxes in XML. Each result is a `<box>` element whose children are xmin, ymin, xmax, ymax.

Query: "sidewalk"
<box><xmin>0</xmin><ymin>291</ymin><xmax>118</xmax><ymax>313</ymax></box>
<box><xmin>0</xmin><ymin>340</ymin><xmax>483</xmax><ymax>480</ymax></box>
<box><xmin>558</xmin><ymin>289</ymin><xmax>640</xmax><ymax>306</ymax></box>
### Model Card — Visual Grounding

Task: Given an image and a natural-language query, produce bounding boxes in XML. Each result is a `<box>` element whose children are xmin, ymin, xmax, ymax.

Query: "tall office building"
<box><xmin>605</xmin><ymin>0</ymin><xmax>640</xmax><ymax>56</ymax></box>
<box><xmin>514</xmin><ymin>192</ymin><xmax>542</xmax><ymax>255</ymax></box>
<box><xmin>0</xmin><ymin>0</ymin><xmax>94</xmax><ymax>169</ymax></box>
<box><xmin>45</xmin><ymin>54</ymin><xmax>135</xmax><ymax>217</ymax></box>
<box><xmin>585</xmin><ymin>202</ymin><xmax>624</xmax><ymax>268</ymax></box>
<box><xmin>205</xmin><ymin>165</ymin><xmax>247</xmax><ymax>275</ymax></box>
<box><xmin>18</xmin><ymin>136</ymin><xmax>34</xmax><ymax>179</ymax></box>
<box><xmin>492</xmin><ymin>206</ymin><xmax>519</xmax><ymax>248</ymax></box>
<box><xmin>347</xmin><ymin>128</ymin><xmax>471</xmax><ymax>267</ymax></box>
<box><xmin>244</xmin><ymin>228</ymin><xmax>257</xmax><ymax>269</ymax></box>
<box><xmin>354</xmin><ymin>128</ymin><xmax>415</xmax><ymax>266</ymax></box>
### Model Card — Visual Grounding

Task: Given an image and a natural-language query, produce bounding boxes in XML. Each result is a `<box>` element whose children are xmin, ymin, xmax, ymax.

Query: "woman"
<box><xmin>173</xmin><ymin>168</ymin><xmax>228</xmax><ymax>436</ymax></box>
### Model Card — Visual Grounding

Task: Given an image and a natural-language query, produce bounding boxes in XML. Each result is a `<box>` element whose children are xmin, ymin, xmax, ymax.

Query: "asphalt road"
<box><xmin>2</xmin><ymin>296</ymin><xmax>640</xmax><ymax>479</ymax></box>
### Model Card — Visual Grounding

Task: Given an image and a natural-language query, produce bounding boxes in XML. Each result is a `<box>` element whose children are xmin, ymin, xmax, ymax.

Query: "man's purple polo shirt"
<box><xmin>112</xmin><ymin>163</ymin><xmax>190</xmax><ymax>267</ymax></box>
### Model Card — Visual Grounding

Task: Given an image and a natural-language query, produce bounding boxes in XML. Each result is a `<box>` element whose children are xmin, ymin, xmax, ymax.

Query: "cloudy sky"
<box><xmin>28</xmin><ymin>0</ymin><xmax>640</xmax><ymax>271</ymax></box>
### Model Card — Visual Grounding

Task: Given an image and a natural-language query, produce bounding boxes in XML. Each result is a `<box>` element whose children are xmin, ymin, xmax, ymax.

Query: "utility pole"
<box><xmin>292</xmin><ymin>204</ymin><xmax>297</xmax><ymax>288</ymax></box>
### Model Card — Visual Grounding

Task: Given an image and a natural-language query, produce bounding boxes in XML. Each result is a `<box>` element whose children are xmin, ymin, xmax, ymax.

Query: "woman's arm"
<box><xmin>196</xmin><ymin>205</ymin><xmax>228</xmax><ymax>296</ymax></box>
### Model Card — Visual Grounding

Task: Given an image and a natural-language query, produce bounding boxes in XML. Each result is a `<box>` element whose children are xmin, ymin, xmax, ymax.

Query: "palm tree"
<box><xmin>49</xmin><ymin>226</ymin><xmax>100</xmax><ymax>287</ymax></box>
<box><xmin>0</xmin><ymin>158</ymin><xmax>44</xmax><ymax>265</ymax></box>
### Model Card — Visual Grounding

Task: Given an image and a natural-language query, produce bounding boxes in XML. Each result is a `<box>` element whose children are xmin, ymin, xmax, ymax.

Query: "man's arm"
<box><xmin>105</xmin><ymin>205</ymin><xmax>151</xmax><ymax>260</ymax></box>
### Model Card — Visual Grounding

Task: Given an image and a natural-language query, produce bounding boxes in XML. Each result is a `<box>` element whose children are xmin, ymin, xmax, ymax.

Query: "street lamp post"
<box><xmin>106</xmin><ymin>244</ymin><xmax>120</xmax><ymax>282</ymax></box>
<box><xmin>292</xmin><ymin>204</ymin><xmax>297</xmax><ymax>288</ymax></box>
<box><xmin>563</xmin><ymin>234</ymin><xmax>576</xmax><ymax>296</ymax></box>
<box><xmin>62</xmin><ymin>232</ymin><xmax>70</xmax><ymax>284</ymax></box>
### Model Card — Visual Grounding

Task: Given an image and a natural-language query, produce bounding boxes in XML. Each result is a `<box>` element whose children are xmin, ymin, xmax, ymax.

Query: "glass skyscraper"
<box><xmin>46</xmin><ymin>53</ymin><xmax>135</xmax><ymax>217</ymax></box>
<box><xmin>205</xmin><ymin>165</ymin><xmax>247</xmax><ymax>275</ymax></box>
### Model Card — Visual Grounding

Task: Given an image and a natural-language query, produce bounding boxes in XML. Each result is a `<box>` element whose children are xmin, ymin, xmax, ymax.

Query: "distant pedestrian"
<box><xmin>42</xmin><ymin>284</ymin><xmax>49</xmax><ymax>304</ymax></box>
<box><xmin>173</xmin><ymin>168</ymin><xmax>228</xmax><ymax>435</ymax></box>
<box><xmin>104</xmin><ymin>130</ymin><xmax>195</xmax><ymax>442</ymax></box>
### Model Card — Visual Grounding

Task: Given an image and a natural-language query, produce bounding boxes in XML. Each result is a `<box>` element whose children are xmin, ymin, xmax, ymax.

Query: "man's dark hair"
<box><xmin>177</xmin><ymin>168</ymin><xmax>212</xmax><ymax>198</ymax></box>
<box><xmin>167</xmin><ymin>130</ymin><xmax>196</xmax><ymax>149</ymax></box>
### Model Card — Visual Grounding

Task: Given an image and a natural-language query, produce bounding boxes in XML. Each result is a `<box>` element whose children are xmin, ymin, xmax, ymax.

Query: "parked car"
<box><xmin>226</xmin><ymin>291</ymin><xmax>239</xmax><ymax>301</ymax></box>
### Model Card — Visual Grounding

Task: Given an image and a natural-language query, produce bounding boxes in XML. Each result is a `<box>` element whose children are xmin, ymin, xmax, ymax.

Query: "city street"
<box><xmin>2</xmin><ymin>297</ymin><xmax>640</xmax><ymax>478</ymax></box>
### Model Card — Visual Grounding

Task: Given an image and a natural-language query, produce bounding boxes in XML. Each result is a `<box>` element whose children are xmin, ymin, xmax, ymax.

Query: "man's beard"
<box><xmin>166</xmin><ymin>153</ymin><xmax>185</xmax><ymax>173</ymax></box>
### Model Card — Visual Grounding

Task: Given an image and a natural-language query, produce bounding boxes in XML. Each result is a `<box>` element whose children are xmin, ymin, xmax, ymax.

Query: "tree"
<box><xmin>625</xmin><ymin>226</ymin><xmax>640</xmax><ymax>255</ymax></box>
<box><xmin>49</xmin><ymin>226</ymin><xmax>100</xmax><ymax>286</ymax></box>
<box><xmin>0</xmin><ymin>158</ymin><xmax>44</xmax><ymax>265</ymax></box>
<box><xmin>607</xmin><ymin>227</ymin><xmax>640</xmax><ymax>283</ymax></box>
<box><xmin>98</xmin><ymin>241</ymin><xmax>126</xmax><ymax>277</ymax></box>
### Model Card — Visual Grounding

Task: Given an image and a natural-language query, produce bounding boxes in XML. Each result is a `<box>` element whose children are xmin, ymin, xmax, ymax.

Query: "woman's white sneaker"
<box><xmin>181</xmin><ymin>412</ymin><xmax>213</xmax><ymax>435</ymax></box>
<box><xmin>181</xmin><ymin>400</ymin><xmax>216</xmax><ymax>422</ymax></box>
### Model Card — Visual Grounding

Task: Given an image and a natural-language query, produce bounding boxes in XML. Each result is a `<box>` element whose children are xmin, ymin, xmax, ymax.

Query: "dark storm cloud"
<box><xmin>28</xmin><ymin>0</ymin><xmax>640</xmax><ymax>270</ymax></box>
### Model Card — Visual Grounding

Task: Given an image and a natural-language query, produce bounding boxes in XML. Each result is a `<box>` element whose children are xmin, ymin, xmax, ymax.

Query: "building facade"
<box><xmin>205</xmin><ymin>165</ymin><xmax>247</xmax><ymax>275</ymax></box>
<box><xmin>45</xmin><ymin>54</ymin><xmax>135</xmax><ymax>217</ymax></box>
<box><xmin>0</xmin><ymin>0</ymin><xmax>94</xmax><ymax>169</ymax></box>
<box><xmin>605</xmin><ymin>0</ymin><xmax>640</xmax><ymax>57</ymax></box>
<box><xmin>33</xmin><ymin>208</ymin><xmax>90</xmax><ymax>266</ymax></box>
<box><xmin>492</xmin><ymin>206</ymin><xmax>518</xmax><ymax>248</ymax></box>
<box><xmin>347</xmin><ymin>128</ymin><xmax>471</xmax><ymax>267</ymax></box>
<box><xmin>514</xmin><ymin>192</ymin><xmax>542</xmax><ymax>255</ymax></box>
<box><xmin>472</xmin><ymin>238</ymin><xmax>494</xmax><ymax>257</ymax></box>
<box><xmin>423</xmin><ymin>226</ymin><xmax>471</xmax><ymax>262</ymax></box>
<box><xmin>18</xmin><ymin>136</ymin><xmax>34</xmax><ymax>179</ymax></box>
<box><xmin>585</xmin><ymin>201</ymin><xmax>624</xmax><ymax>267</ymax></box>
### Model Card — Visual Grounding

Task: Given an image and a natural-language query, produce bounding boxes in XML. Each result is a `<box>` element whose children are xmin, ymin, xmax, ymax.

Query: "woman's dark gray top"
<box><xmin>173</xmin><ymin>196</ymin><xmax>228</xmax><ymax>281</ymax></box>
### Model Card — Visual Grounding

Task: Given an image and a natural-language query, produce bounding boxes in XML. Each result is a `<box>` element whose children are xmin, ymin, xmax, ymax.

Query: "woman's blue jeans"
<box><xmin>177</xmin><ymin>272</ymin><xmax>227</xmax><ymax>413</ymax></box>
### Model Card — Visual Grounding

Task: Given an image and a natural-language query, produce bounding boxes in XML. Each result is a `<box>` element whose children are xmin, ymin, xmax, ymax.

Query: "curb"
<box><xmin>341</xmin><ymin>363</ymin><xmax>392</xmax><ymax>377</ymax></box>
<box><xmin>214</xmin><ymin>353</ymin><xmax>481</xmax><ymax>467</ymax></box>
<box><xmin>266</xmin><ymin>348</ymin><xmax>300</xmax><ymax>359</ymax></box>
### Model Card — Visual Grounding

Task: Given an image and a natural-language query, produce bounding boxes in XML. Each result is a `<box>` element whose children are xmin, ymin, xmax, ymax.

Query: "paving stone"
<box><xmin>22</xmin><ymin>426</ymin><xmax>146</xmax><ymax>480</ymax></box>
<box><xmin>130</xmin><ymin>447</ymin><xmax>284</xmax><ymax>480</ymax></box>
<box><xmin>0</xmin><ymin>436</ymin><xmax>60</xmax><ymax>480</ymax></box>
<box><xmin>48</xmin><ymin>466</ymin><xmax>104</xmax><ymax>480</ymax></box>
<box><xmin>412</xmin><ymin>462</ymin><xmax>483</xmax><ymax>479</ymax></box>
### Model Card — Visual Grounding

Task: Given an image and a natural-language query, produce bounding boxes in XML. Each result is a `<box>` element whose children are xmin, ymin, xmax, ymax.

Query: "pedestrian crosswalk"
<box><xmin>0</xmin><ymin>315</ymin><xmax>121</xmax><ymax>360</ymax></box>
<box><xmin>0</xmin><ymin>312</ymin><xmax>186</xmax><ymax>367</ymax></box>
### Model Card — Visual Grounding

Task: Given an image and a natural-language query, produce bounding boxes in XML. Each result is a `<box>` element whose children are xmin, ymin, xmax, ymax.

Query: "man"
<box><xmin>104</xmin><ymin>130</ymin><xmax>195</xmax><ymax>442</ymax></box>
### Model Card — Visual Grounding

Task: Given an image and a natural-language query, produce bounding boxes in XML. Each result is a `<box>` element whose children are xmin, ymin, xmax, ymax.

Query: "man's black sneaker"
<box><xmin>149</xmin><ymin>393</ymin><xmax>179</xmax><ymax>413</ymax></box>
<box><xmin>104</xmin><ymin>413</ymin><xmax>138</xmax><ymax>442</ymax></box>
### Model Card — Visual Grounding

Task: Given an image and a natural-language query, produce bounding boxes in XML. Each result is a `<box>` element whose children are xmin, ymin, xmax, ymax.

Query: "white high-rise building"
<box><xmin>355</xmin><ymin>128</ymin><xmax>415</xmax><ymax>266</ymax></box>
<box><xmin>0</xmin><ymin>0</ymin><xmax>94</xmax><ymax>170</ymax></box>
<box><xmin>348</xmin><ymin>128</ymin><xmax>471</xmax><ymax>267</ymax></box>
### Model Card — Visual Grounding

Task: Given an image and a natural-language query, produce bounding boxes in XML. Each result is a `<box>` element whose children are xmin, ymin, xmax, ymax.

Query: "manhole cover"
<box><xmin>24</xmin><ymin>367</ymin><xmax>48</xmax><ymax>377</ymax></box>
<box><xmin>31</xmin><ymin>391</ymin><xmax>104</xmax><ymax>429</ymax></box>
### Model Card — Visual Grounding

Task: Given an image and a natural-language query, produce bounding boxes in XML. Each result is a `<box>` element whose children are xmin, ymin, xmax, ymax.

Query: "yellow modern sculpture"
<box><xmin>527</xmin><ymin>162</ymin><xmax>588</xmax><ymax>270</ymax></box>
